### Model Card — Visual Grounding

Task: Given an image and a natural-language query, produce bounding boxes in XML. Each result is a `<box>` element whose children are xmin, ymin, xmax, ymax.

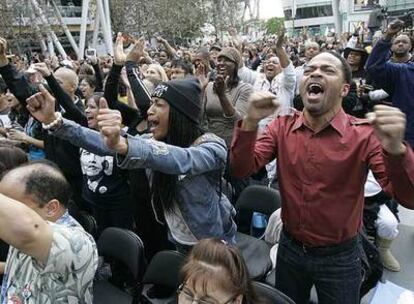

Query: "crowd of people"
<box><xmin>0</xmin><ymin>17</ymin><xmax>412</xmax><ymax>304</ymax></box>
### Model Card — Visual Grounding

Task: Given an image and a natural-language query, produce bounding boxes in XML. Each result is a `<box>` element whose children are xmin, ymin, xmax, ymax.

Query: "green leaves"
<box><xmin>265</xmin><ymin>17</ymin><xmax>285</xmax><ymax>35</ymax></box>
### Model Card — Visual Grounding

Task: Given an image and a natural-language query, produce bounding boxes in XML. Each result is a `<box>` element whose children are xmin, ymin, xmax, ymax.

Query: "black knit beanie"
<box><xmin>151</xmin><ymin>78</ymin><xmax>202</xmax><ymax>124</ymax></box>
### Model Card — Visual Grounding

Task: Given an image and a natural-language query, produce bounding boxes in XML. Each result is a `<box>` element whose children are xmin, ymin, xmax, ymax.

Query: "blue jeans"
<box><xmin>275</xmin><ymin>230</ymin><xmax>362</xmax><ymax>304</ymax></box>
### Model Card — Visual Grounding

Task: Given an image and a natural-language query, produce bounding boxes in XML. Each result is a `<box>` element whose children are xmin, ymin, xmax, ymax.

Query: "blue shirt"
<box><xmin>365</xmin><ymin>38</ymin><xmax>414</xmax><ymax>146</ymax></box>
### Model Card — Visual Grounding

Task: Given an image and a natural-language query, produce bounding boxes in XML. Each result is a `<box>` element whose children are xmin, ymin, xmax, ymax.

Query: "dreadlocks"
<box><xmin>151</xmin><ymin>105</ymin><xmax>204</xmax><ymax>214</ymax></box>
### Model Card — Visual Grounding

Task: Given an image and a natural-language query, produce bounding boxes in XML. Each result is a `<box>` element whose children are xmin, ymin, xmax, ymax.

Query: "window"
<box><xmin>284</xmin><ymin>9</ymin><xmax>292</xmax><ymax>20</ymax></box>
<box><xmin>284</xmin><ymin>5</ymin><xmax>333</xmax><ymax>20</ymax></box>
<box><xmin>354</xmin><ymin>0</ymin><xmax>378</xmax><ymax>12</ymax></box>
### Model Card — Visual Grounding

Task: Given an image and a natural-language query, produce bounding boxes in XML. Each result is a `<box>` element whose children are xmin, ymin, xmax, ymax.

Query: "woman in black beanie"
<box><xmin>26</xmin><ymin>77</ymin><xmax>237</xmax><ymax>254</ymax></box>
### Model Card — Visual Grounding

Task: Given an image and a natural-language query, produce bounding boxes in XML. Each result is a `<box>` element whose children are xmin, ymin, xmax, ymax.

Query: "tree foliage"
<box><xmin>265</xmin><ymin>17</ymin><xmax>285</xmax><ymax>35</ymax></box>
<box><xmin>110</xmin><ymin>0</ymin><xmax>247</xmax><ymax>40</ymax></box>
<box><xmin>0</xmin><ymin>0</ymin><xmax>17</xmax><ymax>38</ymax></box>
<box><xmin>111</xmin><ymin>0</ymin><xmax>208</xmax><ymax>38</ymax></box>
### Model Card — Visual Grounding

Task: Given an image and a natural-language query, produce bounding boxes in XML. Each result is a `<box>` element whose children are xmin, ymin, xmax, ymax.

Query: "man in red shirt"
<box><xmin>230</xmin><ymin>47</ymin><xmax>414</xmax><ymax>303</ymax></box>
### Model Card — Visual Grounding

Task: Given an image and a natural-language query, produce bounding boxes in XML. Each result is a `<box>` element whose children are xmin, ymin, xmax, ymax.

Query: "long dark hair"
<box><xmin>151</xmin><ymin>105</ymin><xmax>203</xmax><ymax>213</ymax></box>
<box><xmin>227</xmin><ymin>62</ymin><xmax>240</xmax><ymax>90</ymax></box>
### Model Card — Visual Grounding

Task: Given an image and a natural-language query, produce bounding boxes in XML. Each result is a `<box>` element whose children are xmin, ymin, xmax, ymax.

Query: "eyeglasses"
<box><xmin>177</xmin><ymin>284</ymin><xmax>236</xmax><ymax>304</ymax></box>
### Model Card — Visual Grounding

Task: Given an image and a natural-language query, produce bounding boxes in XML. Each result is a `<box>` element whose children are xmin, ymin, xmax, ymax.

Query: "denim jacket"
<box><xmin>51</xmin><ymin>119</ymin><xmax>237</xmax><ymax>244</ymax></box>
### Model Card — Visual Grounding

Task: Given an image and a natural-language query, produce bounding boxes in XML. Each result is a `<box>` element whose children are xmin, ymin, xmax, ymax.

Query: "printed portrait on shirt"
<box><xmin>80</xmin><ymin>149</ymin><xmax>114</xmax><ymax>194</ymax></box>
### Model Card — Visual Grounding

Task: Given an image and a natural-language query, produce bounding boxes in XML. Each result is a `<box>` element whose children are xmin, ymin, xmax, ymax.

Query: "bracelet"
<box><xmin>42</xmin><ymin>112</ymin><xmax>63</xmax><ymax>130</ymax></box>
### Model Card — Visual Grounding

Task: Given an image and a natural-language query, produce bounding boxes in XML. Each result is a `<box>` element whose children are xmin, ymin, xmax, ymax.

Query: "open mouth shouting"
<box><xmin>86</xmin><ymin>114</ymin><xmax>96</xmax><ymax>126</ymax></box>
<box><xmin>306</xmin><ymin>82</ymin><xmax>325</xmax><ymax>102</ymax></box>
<box><xmin>148</xmin><ymin>119</ymin><xmax>159</xmax><ymax>133</ymax></box>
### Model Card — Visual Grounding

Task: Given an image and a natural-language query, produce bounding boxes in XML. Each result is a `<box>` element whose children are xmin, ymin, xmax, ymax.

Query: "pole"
<box><xmin>29</xmin><ymin>0</ymin><xmax>67</xmax><ymax>59</ymax></box>
<box><xmin>50</xmin><ymin>0</ymin><xmax>80</xmax><ymax>56</ymax></box>
<box><xmin>332</xmin><ymin>0</ymin><xmax>342</xmax><ymax>34</ymax></box>
<box><xmin>292</xmin><ymin>0</ymin><xmax>296</xmax><ymax>36</ymax></box>
<box><xmin>92</xmin><ymin>11</ymin><xmax>100</xmax><ymax>48</ymax></box>
<box><xmin>46</xmin><ymin>33</ymin><xmax>55</xmax><ymax>56</ymax></box>
<box><xmin>27</xmin><ymin>3</ymin><xmax>48</xmax><ymax>56</ymax></box>
<box><xmin>78</xmin><ymin>0</ymin><xmax>90</xmax><ymax>59</ymax></box>
<box><xmin>96</xmin><ymin>0</ymin><xmax>112</xmax><ymax>55</ymax></box>
<box><xmin>103</xmin><ymin>0</ymin><xmax>113</xmax><ymax>55</ymax></box>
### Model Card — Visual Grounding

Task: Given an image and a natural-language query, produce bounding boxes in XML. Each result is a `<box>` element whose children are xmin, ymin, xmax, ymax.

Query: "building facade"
<box><xmin>340</xmin><ymin>0</ymin><xmax>414</xmax><ymax>33</ymax></box>
<box><xmin>282</xmin><ymin>0</ymin><xmax>336</xmax><ymax>36</ymax></box>
<box><xmin>283</xmin><ymin>0</ymin><xmax>414</xmax><ymax>35</ymax></box>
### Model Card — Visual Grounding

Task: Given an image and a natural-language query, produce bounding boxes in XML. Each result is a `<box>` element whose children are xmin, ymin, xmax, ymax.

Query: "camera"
<box><xmin>85</xmin><ymin>48</ymin><xmax>96</xmax><ymax>57</ymax></box>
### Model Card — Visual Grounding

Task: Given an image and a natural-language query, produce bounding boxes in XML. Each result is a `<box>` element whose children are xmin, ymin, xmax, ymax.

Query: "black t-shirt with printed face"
<box><xmin>80</xmin><ymin>149</ymin><xmax>131</xmax><ymax>210</ymax></box>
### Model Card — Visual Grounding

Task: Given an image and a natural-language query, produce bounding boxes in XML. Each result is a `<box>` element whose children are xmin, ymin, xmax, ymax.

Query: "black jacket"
<box><xmin>0</xmin><ymin>64</ymin><xmax>84</xmax><ymax>204</ymax></box>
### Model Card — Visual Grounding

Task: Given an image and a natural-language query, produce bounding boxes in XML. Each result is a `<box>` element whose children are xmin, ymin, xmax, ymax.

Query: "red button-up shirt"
<box><xmin>230</xmin><ymin>109</ymin><xmax>414</xmax><ymax>246</ymax></box>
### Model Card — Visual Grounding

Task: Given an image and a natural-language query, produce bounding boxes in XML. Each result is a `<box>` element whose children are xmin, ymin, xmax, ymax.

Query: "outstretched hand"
<box><xmin>114</xmin><ymin>32</ymin><xmax>127</xmax><ymax>65</ymax></box>
<box><xmin>126</xmin><ymin>37</ymin><xmax>146</xmax><ymax>63</ymax></box>
<box><xmin>276</xmin><ymin>28</ymin><xmax>286</xmax><ymax>48</ymax></box>
<box><xmin>97</xmin><ymin>98</ymin><xmax>128</xmax><ymax>155</ymax></box>
<box><xmin>384</xmin><ymin>19</ymin><xmax>405</xmax><ymax>40</ymax></box>
<box><xmin>26</xmin><ymin>84</ymin><xmax>57</xmax><ymax>124</ymax></box>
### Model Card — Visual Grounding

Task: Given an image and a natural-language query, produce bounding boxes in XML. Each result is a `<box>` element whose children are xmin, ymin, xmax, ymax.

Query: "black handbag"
<box><xmin>359</xmin><ymin>231</ymin><xmax>384</xmax><ymax>298</ymax></box>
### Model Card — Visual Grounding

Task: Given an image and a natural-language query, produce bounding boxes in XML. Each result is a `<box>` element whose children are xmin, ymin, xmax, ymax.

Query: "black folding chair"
<box><xmin>253</xmin><ymin>281</ymin><xmax>296</xmax><ymax>304</ymax></box>
<box><xmin>235</xmin><ymin>185</ymin><xmax>282</xmax><ymax>281</ymax></box>
<box><xmin>93</xmin><ymin>227</ymin><xmax>147</xmax><ymax>304</ymax></box>
<box><xmin>140</xmin><ymin>250</ymin><xmax>186</xmax><ymax>304</ymax></box>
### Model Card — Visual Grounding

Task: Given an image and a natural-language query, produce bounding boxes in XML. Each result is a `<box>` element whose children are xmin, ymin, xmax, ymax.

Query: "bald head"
<box><xmin>391</xmin><ymin>34</ymin><xmax>412</xmax><ymax>58</ymax></box>
<box><xmin>304</xmin><ymin>42</ymin><xmax>320</xmax><ymax>61</ymax></box>
<box><xmin>0</xmin><ymin>161</ymin><xmax>71</xmax><ymax>211</ymax></box>
<box><xmin>54</xmin><ymin>67</ymin><xmax>79</xmax><ymax>97</ymax></box>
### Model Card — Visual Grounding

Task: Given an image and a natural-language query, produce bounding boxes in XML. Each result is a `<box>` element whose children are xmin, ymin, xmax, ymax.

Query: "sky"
<box><xmin>259</xmin><ymin>0</ymin><xmax>284</xmax><ymax>19</ymax></box>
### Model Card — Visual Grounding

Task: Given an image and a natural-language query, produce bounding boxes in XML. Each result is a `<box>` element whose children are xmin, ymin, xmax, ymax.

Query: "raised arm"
<box><xmin>91</xmin><ymin>63</ymin><xmax>103</xmax><ymax>92</ymax></box>
<box><xmin>26</xmin><ymin>85</ymin><xmax>114</xmax><ymax>157</ymax></box>
<box><xmin>275</xmin><ymin>29</ymin><xmax>290</xmax><ymax>69</ymax></box>
<box><xmin>230</xmin><ymin>92</ymin><xmax>280</xmax><ymax>177</ymax></box>
<box><xmin>275</xmin><ymin>32</ymin><xmax>296</xmax><ymax>94</ymax></box>
<box><xmin>97</xmin><ymin>99</ymin><xmax>227</xmax><ymax>175</ymax></box>
<box><xmin>124</xmin><ymin>37</ymin><xmax>152</xmax><ymax>116</ymax></box>
<box><xmin>104</xmin><ymin>32</ymin><xmax>141</xmax><ymax>126</ymax></box>
<box><xmin>33</xmin><ymin>63</ymin><xmax>88</xmax><ymax>126</ymax></box>
<box><xmin>368</xmin><ymin>104</ymin><xmax>414</xmax><ymax>208</ymax></box>
<box><xmin>0</xmin><ymin>193</ymin><xmax>52</xmax><ymax>264</ymax></box>
<box><xmin>125</xmin><ymin>61</ymin><xmax>151</xmax><ymax>116</ymax></box>
<box><xmin>104</xmin><ymin>63</ymin><xmax>140</xmax><ymax>126</ymax></box>
<box><xmin>365</xmin><ymin>20</ymin><xmax>405</xmax><ymax>85</ymax></box>
<box><xmin>157</xmin><ymin>37</ymin><xmax>179</xmax><ymax>60</ymax></box>
<box><xmin>0</xmin><ymin>38</ymin><xmax>36</xmax><ymax>106</ymax></box>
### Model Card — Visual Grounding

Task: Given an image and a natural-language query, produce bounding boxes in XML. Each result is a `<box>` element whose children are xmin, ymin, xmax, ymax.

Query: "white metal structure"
<box><xmin>30</xmin><ymin>0</ymin><xmax>67</xmax><ymax>58</ymax></box>
<box><xmin>25</xmin><ymin>0</ymin><xmax>113</xmax><ymax>59</ymax></box>
<box><xmin>57</xmin><ymin>0</ymin><xmax>113</xmax><ymax>58</ymax></box>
